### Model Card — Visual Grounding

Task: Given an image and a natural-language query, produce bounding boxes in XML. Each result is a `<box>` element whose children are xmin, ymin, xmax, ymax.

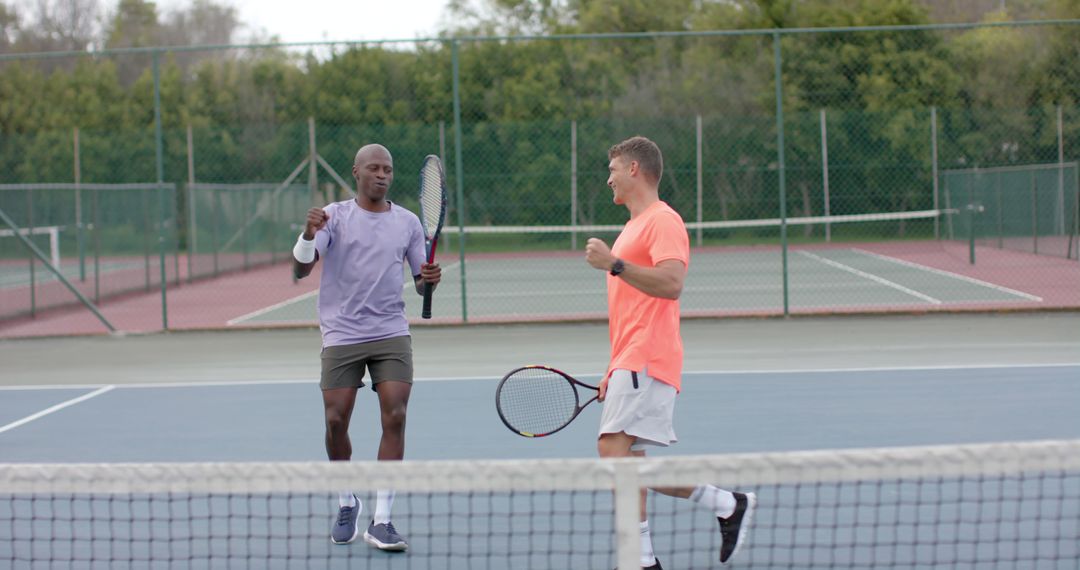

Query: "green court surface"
<box><xmin>230</xmin><ymin>247</ymin><xmax>1038</xmax><ymax>325</ymax></box>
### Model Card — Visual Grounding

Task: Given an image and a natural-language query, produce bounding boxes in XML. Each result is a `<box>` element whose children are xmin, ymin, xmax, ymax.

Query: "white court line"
<box><xmin>0</xmin><ymin>385</ymin><xmax>115</xmax><ymax>434</ymax></box>
<box><xmin>401</xmin><ymin>261</ymin><xmax>461</xmax><ymax>291</ymax></box>
<box><xmin>850</xmin><ymin>248</ymin><xmax>1043</xmax><ymax>301</ymax></box>
<box><xmin>229</xmin><ymin>262</ymin><xmax>464</xmax><ymax>325</ymax></box>
<box><xmin>0</xmin><ymin>379</ymin><xmax>315</xmax><ymax>391</ymax></box>
<box><xmin>1</xmin><ymin>363</ymin><xmax>1077</xmax><ymax>391</ymax></box>
<box><xmin>227</xmin><ymin>289</ymin><xmax>318</xmax><ymax>325</ymax></box>
<box><xmin>797</xmin><ymin>250</ymin><xmax>942</xmax><ymax>304</ymax></box>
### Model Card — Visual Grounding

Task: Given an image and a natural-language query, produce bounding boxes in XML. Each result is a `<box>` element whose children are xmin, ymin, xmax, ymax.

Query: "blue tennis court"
<box><xmin>2</xmin><ymin>315</ymin><xmax>1078</xmax><ymax>569</ymax></box>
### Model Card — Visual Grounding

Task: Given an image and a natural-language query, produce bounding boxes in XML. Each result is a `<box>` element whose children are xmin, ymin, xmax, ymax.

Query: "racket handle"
<box><xmin>421</xmin><ymin>282</ymin><xmax>434</xmax><ymax>319</ymax></box>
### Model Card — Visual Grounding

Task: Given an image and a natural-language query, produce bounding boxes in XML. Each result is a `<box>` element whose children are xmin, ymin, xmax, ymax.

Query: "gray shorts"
<box><xmin>598</xmin><ymin>368</ymin><xmax>678</xmax><ymax>451</ymax></box>
<box><xmin>320</xmin><ymin>336</ymin><xmax>414</xmax><ymax>391</ymax></box>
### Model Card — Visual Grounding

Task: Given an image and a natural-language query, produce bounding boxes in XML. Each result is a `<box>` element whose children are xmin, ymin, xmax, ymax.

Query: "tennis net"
<box><xmin>2</xmin><ymin>439</ymin><xmax>1078</xmax><ymax>569</ymax></box>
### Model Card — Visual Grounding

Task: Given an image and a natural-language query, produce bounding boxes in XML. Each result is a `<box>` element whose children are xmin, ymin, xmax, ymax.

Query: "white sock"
<box><xmin>640</xmin><ymin>520</ymin><xmax>656</xmax><ymax>567</ymax></box>
<box><xmin>690</xmin><ymin>484</ymin><xmax>737</xmax><ymax>518</ymax></box>
<box><xmin>373</xmin><ymin>490</ymin><xmax>395</xmax><ymax>525</ymax></box>
<box><xmin>338</xmin><ymin>492</ymin><xmax>357</xmax><ymax>509</ymax></box>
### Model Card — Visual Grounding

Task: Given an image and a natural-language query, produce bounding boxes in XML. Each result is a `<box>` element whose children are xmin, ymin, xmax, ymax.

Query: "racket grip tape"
<box><xmin>422</xmin><ymin>282</ymin><xmax>434</xmax><ymax>319</ymax></box>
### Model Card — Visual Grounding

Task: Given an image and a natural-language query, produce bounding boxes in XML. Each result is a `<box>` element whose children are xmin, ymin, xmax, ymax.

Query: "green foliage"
<box><xmin>0</xmin><ymin>0</ymin><xmax>1077</xmax><ymax>242</ymax></box>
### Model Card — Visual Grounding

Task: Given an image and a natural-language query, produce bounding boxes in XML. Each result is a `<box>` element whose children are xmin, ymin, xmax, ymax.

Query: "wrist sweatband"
<box><xmin>293</xmin><ymin>233</ymin><xmax>316</xmax><ymax>263</ymax></box>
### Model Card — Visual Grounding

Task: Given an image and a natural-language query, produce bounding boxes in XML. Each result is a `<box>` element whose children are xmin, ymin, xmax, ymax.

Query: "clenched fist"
<box><xmin>585</xmin><ymin>237</ymin><xmax>615</xmax><ymax>272</ymax></box>
<box><xmin>303</xmin><ymin>208</ymin><xmax>329</xmax><ymax>238</ymax></box>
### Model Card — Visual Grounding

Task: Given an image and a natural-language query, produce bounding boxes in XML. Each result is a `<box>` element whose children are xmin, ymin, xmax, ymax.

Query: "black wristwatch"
<box><xmin>609</xmin><ymin>258</ymin><xmax>625</xmax><ymax>276</ymax></box>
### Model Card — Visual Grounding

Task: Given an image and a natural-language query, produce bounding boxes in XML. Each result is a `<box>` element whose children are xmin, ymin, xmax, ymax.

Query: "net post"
<box><xmin>613</xmin><ymin>461</ymin><xmax>641</xmax><ymax>570</ymax></box>
<box><xmin>49</xmin><ymin>226</ymin><xmax>59</xmax><ymax>269</ymax></box>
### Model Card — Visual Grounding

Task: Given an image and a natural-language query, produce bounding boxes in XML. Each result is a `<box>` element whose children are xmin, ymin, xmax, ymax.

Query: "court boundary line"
<box><xmin>226</xmin><ymin>289</ymin><xmax>318</xmax><ymax>326</ymax></box>
<box><xmin>228</xmin><ymin>262</ymin><xmax>463</xmax><ymax>326</ymax></box>
<box><xmin>850</xmin><ymin>248</ymin><xmax>1043</xmax><ymax>301</ymax></box>
<box><xmin>0</xmin><ymin>385</ymin><xmax>115</xmax><ymax>434</ymax></box>
<box><xmin>1</xmin><ymin>363</ymin><xmax>1077</xmax><ymax>391</ymax></box>
<box><xmin>797</xmin><ymin>250</ymin><xmax>942</xmax><ymax>304</ymax></box>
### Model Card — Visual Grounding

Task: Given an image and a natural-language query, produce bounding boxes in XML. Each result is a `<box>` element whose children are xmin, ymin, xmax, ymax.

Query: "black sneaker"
<box><xmin>718</xmin><ymin>492</ymin><xmax>756</xmax><ymax>564</ymax></box>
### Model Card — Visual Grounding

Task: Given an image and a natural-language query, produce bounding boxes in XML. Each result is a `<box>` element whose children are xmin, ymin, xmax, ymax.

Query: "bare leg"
<box><xmin>369</xmin><ymin>380</ymin><xmax>412</xmax><ymax>544</ymax></box>
<box><xmin>374</xmin><ymin>380</ymin><xmax>412</xmax><ymax>460</ymax></box>
<box><xmin>600</xmin><ymin>432</ymin><xmax>659</xmax><ymax>567</ymax></box>
<box><xmin>599</xmin><ymin>432</ymin><xmax>650</xmax><ymax>521</ymax></box>
<box><xmin>323</xmin><ymin>387</ymin><xmax>358</xmax><ymax>461</ymax></box>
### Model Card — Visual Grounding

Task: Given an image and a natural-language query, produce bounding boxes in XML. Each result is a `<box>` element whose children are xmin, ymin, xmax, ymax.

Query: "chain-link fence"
<box><xmin>1</xmin><ymin>21</ymin><xmax>1078</xmax><ymax>334</ymax></box>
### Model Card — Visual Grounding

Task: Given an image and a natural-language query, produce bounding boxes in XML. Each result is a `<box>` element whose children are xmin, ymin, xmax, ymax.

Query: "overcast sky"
<box><xmin>187</xmin><ymin>0</ymin><xmax>450</xmax><ymax>44</ymax></box>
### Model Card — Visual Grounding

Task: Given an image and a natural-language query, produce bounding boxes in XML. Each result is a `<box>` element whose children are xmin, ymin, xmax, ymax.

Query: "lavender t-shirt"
<box><xmin>314</xmin><ymin>199</ymin><xmax>426</xmax><ymax>347</ymax></box>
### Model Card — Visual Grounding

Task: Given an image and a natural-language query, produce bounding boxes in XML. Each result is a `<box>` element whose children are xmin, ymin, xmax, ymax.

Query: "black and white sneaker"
<box><xmin>330</xmin><ymin>495</ymin><xmax>361</xmax><ymax>544</ymax></box>
<box><xmin>718</xmin><ymin>492</ymin><xmax>756</xmax><ymax>564</ymax></box>
<box><xmin>364</xmin><ymin>520</ymin><xmax>408</xmax><ymax>551</ymax></box>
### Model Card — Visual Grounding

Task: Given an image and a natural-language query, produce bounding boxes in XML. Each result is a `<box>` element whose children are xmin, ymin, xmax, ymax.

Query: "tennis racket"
<box><xmin>418</xmin><ymin>154</ymin><xmax>447</xmax><ymax>319</ymax></box>
<box><xmin>495</xmin><ymin>365</ymin><xmax>599</xmax><ymax>438</ymax></box>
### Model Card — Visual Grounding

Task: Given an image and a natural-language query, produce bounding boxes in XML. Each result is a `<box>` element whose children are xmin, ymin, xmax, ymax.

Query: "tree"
<box><xmin>0</xmin><ymin>2</ymin><xmax>20</xmax><ymax>53</ymax></box>
<box><xmin>32</xmin><ymin>0</ymin><xmax>101</xmax><ymax>51</ymax></box>
<box><xmin>105</xmin><ymin>0</ymin><xmax>160</xmax><ymax>49</ymax></box>
<box><xmin>160</xmin><ymin>0</ymin><xmax>238</xmax><ymax>47</ymax></box>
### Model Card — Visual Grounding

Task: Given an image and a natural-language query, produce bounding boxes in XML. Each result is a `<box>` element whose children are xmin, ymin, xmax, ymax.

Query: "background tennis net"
<box><xmin>2</xmin><ymin>438</ymin><xmax>1078</xmax><ymax>569</ymax></box>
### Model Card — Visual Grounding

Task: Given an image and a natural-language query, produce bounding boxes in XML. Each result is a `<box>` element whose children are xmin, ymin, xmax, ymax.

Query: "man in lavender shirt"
<box><xmin>292</xmin><ymin>143</ymin><xmax>441</xmax><ymax>551</ymax></box>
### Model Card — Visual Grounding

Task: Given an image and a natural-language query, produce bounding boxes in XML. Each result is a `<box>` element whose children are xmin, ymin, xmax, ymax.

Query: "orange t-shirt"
<box><xmin>605</xmin><ymin>201</ymin><xmax>690</xmax><ymax>391</ymax></box>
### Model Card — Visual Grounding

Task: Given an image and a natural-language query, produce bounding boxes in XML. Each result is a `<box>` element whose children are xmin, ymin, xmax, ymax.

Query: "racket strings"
<box><xmin>498</xmin><ymin>369</ymin><xmax>579</xmax><ymax>435</ymax></box>
<box><xmin>419</xmin><ymin>161</ymin><xmax>445</xmax><ymax>234</ymax></box>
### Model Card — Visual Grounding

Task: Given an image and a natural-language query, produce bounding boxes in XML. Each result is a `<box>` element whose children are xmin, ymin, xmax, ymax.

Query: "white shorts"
<box><xmin>598</xmin><ymin>368</ymin><xmax>678</xmax><ymax>451</ymax></box>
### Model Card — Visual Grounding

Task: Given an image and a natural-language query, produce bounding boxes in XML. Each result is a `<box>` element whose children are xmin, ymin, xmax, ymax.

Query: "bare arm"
<box><xmin>293</xmin><ymin>253</ymin><xmax>319</xmax><ymax>280</ymax></box>
<box><xmin>612</xmin><ymin>258</ymin><xmax>685</xmax><ymax>299</ymax></box>
<box><xmin>584</xmin><ymin>238</ymin><xmax>685</xmax><ymax>300</ymax></box>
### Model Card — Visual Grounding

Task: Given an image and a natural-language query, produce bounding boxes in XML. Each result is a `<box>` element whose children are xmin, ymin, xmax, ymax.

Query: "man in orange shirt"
<box><xmin>585</xmin><ymin>136</ymin><xmax>756</xmax><ymax>569</ymax></box>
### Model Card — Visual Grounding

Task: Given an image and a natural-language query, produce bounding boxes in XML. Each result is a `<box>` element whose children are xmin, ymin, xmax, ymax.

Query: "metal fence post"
<box><xmin>153</xmin><ymin>50</ymin><xmax>168</xmax><ymax>330</ymax></box>
<box><xmin>187</xmin><ymin>124</ymin><xmax>196</xmax><ymax>283</ymax></box>
<box><xmin>1058</xmin><ymin>105</ymin><xmax>1065</xmax><ymax>235</ymax></box>
<box><xmin>27</xmin><ymin>187</ymin><xmax>36</xmax><ymax>316</ymax></box>
<box><xmin>74</xmin><ymin>126</ymin><xmax>85</xmax><ymax>281</ymax></box>
<box><xmin>820</xmin><ymin>108</ymin><xmax>831</xmax><ymax>242</ymax></box>
<box><xmin>452</xmin><ymin>40</ymin><xmax>468</xmax><ymax>323</ymax></box>
<box><xmin>931</xmin><ymin>106</ymin><xmax>940</xmax><ymax>239</ymax></box>
<box><xmin>696</xmin><ymin>115</ymin><xmax>703</xmax><ymax>247</ymax></box>
<box><xmin>774</xmin><ymin>32</ymin><xmax>790</xmax><ymax>316</ymax></box>
<box><xmin>571</xmin><ymin>119</ymin><xmax>578</xmax><ymax>251</ymax></box>
<box><xmin>309</xmin><ymin>117</ymin><xmax>318</xmax><ymax>205</ymax></box>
